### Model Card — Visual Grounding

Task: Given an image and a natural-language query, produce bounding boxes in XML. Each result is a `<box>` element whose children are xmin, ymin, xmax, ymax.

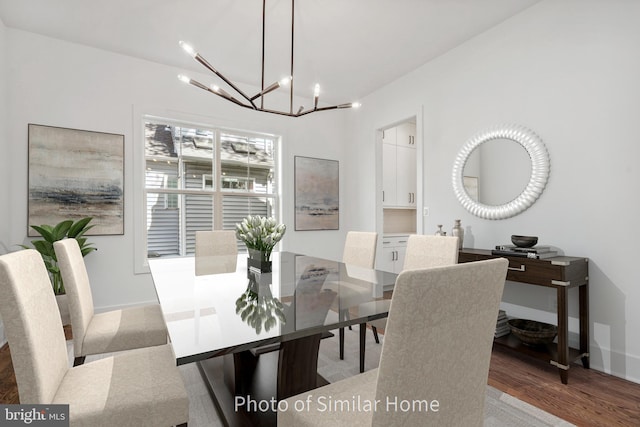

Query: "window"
<box><xmin>144</xmin><ymin>119</ymin><xmax>278</xmax><ymax>258</ymax></box>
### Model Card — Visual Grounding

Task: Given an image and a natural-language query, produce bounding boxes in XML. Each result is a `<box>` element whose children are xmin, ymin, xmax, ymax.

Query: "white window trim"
<box><xmin>133</xmin><ymin>109</ymin><xmax>281</xmax><ymax>274</ymax></box>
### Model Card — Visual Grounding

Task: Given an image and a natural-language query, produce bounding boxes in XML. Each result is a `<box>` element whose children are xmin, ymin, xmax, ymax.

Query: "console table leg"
<box><xmin>557</xmin><ymin>287</ymin><xmax>570</xmax><ymax>384</ymax></box>
<box><xmin>559</xmin><ymin>369</ymin><xmax>568</xmax><ymax>385</ymax></box>
<box><xmin>580</xmin><ymin>282</ymin><xmax>590</xmax><ymax>369</ymax></box>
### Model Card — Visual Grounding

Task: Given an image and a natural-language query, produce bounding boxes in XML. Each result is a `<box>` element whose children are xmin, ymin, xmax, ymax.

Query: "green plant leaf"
<box><xmin>32</xmin><ymin>240</ymin><xmax>55</xmax><ymax>258</ymax></box>
<box><xmin>51</xmin><ymin>220</ymin><xmax>73</xmax><ymax>241</ymax></box>
<box><xmin>80</xmin><ymin>247</ymin><xmax>97</xmax><ymax>257</ymax></box>
<box><xmin>68</xmin><ymin>217</ymin><xmax>94</xmax><ymax>238</ymax></box>
<box><xmin>22</xmin><ymin>217</ymin><xmax>97</xmax><ymax>296</ymax></box>
<box><xmin>30</xmin><ymin>225</ymin><xmax>55</xmax><ymax>242</ymax></box>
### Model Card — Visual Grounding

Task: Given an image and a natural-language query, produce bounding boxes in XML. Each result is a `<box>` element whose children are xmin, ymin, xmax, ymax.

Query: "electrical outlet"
<box><xmin>423</xmin><ymin>207</ymin><xmax>429</xmax><ymax>217</ymax></box>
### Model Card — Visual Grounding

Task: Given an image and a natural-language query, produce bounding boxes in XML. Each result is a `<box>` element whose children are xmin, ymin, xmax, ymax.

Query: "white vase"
<box><xmin>451</xmin><ymin>219</ymin><xmax>464</xmax><ymax>249</ymax></box>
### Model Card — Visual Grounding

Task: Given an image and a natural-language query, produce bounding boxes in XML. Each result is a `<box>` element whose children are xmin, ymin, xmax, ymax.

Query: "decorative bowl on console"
<box><xmin>508</xmin><ymin>318</ymin><xmax>557</xmax><ymax>346</ymax></box>
<box><xmin>511</xmin><ymin>235</ymin><xmax>538</xmax><ymax>248</ymax></box>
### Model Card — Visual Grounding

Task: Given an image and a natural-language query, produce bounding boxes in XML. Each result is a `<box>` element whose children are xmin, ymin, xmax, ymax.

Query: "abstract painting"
<box><xmin>28</xmin><ymin>124</ymin><xmax>124</xmax><ymax>235</ymax></box>
<box><xmin>294</xmin><ymin>156</ymin><xmax>339</xmax><ymax>231</ymax></box>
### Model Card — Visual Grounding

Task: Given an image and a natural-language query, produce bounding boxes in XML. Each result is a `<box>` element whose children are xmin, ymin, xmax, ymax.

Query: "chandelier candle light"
<box><xmin>177</xmin><ymin>0</ymin><xmax>361</xmax><ymax>117</ymax></box>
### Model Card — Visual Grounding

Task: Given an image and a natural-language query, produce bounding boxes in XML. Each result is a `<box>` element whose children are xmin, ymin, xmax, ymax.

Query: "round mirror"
<box><xmin>451</xmin><ymin>125</ymin><xmax>550</xmax><ymax>220</ymax></box>
<box><xmin>463</xmin><ymin>138</ymin><xmax>531</xmax><ymax>205</ymax></box>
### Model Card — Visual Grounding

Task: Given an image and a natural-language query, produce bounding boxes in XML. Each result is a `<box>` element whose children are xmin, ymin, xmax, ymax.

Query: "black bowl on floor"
<box><xmin>508</xmin><ymin>318</ymin><xmax>557</xmax><ymax>346</ymax></box>
<box><xmin>511</xmin><ymin>235</ymin><xmax>538</xmax><ymax>248</ymax></box>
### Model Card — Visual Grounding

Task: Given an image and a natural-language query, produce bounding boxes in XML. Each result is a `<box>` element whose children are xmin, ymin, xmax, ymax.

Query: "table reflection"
<box><xmin>235</xmin><ymin>272</ymin><xmax>285</xmax><ymax>333</ymax></box>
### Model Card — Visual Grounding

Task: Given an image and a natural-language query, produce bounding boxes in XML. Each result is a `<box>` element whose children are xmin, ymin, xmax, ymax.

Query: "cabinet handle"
<box><xmin>409</xmin><ymin>193</ymin><xmax>411</xmax><ymax>203</ymax></box>
<box><xmin>508</xmin><ymin>265</ymin><xmax>526</xmax><ymax>272</ymax></box>
<box><xmin>383</xmin><ymin>191</ymin><xmax>385</xmax><ymax>202</ymax></box>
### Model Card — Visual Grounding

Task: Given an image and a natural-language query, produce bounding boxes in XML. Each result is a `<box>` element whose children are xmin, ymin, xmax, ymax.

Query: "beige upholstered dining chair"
<box><xmin>194</xmin><ymin>230</ymin><xmax>238</xmax><ymax>275</ymax></box>
<box><xmin>369</xmin><ymin>234</ymin><xmax>460</xmax><ymax>334</ymax></box>
<box><xmin>279</xmin><ymin>257</ymin><xmax>508</xmax><ymax>426</ymax></box>
<box><xmin>0</xmin><ymin>249</ymin><xmax>189</xmax><ymax>427</ymax></box>
<box><xmin>338</xmin><ymin>231</ymin><xmax>378</xmax><ymax>361</ymax></box>
<box><xmin>343</xmin><ymin>231</ymin><xmax>378</xmax><ymax>269</ymax></box>
<box><xmin>54</xmin><ymin>239</ymin><xmax>168</xmax><ymax>366</ymax></box>
<box><xmin>403</xmin><ymin>234</ymin><xmax>460</xmax><ymax>270</ymax></box>
<box><xmin>358</xmin><ymin>234</ymin><xmax>459</xmax><ymax>369</ymax></box>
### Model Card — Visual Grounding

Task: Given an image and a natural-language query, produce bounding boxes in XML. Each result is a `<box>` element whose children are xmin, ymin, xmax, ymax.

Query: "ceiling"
<box><xmin>0</xmin><ymin>0</ymin><xmax>540</xmax><ymax>105</ymax></box>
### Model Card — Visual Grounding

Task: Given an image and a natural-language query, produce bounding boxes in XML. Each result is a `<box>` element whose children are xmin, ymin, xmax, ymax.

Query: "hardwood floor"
<box><xmin>1</xmin><ymin>334</ymin><xmax>639</xmax><ymax>426</ymax></box>
<box><xmin>489</xmin><ymin>346</ymin><xmax>640</xmax><ymax>426</ymax></box>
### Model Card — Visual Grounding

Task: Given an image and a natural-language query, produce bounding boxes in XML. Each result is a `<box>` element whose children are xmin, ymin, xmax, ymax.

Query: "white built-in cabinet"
<box><xmin>382</xmin><ymin>123</ymin><xmax>416</xmax><ymax>208</ymax></box>
<box><xmin>380</xmin><ymin>235</ymin><xmax>409</xmax><ymax>273</ymax></box>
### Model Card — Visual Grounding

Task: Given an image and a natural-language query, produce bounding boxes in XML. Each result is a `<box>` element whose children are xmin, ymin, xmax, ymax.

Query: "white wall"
<box><xmin>2</xmin><ymin>29</ymin><xmax>350</xmax><ymax>312</ymax></box>
<box><xmin>0</xmin><ymin>16</ymin><xmax>7</xmax><ymax>344</ymax></box>
<box><xmin>347</xmin><ymin>0</ymin><xmax>640</xmax><ymax>382</ymax></box>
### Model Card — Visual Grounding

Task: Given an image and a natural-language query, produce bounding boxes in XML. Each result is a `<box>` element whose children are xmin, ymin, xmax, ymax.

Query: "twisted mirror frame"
<box><xmin>451</xmin><ymin>125</ymin><xmax>550</xmax><ymax>220</ymax></box>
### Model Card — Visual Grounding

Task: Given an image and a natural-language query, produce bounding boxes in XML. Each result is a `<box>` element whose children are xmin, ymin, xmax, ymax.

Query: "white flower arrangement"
<box><xmin>235</xmin><ymin>215</ymin><xmax>286</xmax><ymax>260</ymax></box>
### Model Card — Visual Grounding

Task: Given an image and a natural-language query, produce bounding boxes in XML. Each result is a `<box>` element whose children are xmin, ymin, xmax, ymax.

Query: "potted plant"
<box><xmin>235</xmin><ymin>215</ymin><xmax>286</xmax><ymax>272</ymax></box>
<box><xmin>20</xmin><ymin>217</ymin><xmax>97</xmax><ymax>324</ymax></box>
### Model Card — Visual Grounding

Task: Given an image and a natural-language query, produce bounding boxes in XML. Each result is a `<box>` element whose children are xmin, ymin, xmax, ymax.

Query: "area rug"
<box><xmin>74</xmin><ymin>327</ymin><xmax>574</xmax><ymax>426</ymax></box>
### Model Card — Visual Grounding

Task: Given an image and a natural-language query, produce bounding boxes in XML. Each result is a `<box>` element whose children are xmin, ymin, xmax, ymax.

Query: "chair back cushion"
<box><xmin>54</xmin><ymin>238</ymin><xmax>95</xmax><ymax>357</ymax></box>
<box><xmin>195</xmin><ymin>230</ymin><xmax>238</xmax><ymax>275</ymax></box>
<box><xmin>402</xmin><ymin>235</ymin><xmax>459</xmax><ymax>270</ymax></box>
<box><xmin>374</xmin><ymin>258</ymin><xmax>508</xmax><ymax>426</ymax></box>
<box><xmin>343</xmin><ymin>231</ymin><xmax>378</xmax><ymax>269</ymax></box>
<box><xmin>0</xmin><ymin>249</ymin><xmax>69</xmax><ymax>403</ymax></box>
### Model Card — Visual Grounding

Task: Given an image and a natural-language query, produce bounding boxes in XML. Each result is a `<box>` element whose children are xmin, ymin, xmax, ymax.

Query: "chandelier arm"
<box><xmin>261</xmin><ymin>0</ymin><xmax>266</xmax><ymax>109</ymax></box>
<box><xmin>187</xmin><ymin>78</ymin><xmax>249</xmax><ymax>108</ymax></box>
<box><xmin>179</xmin><ymin>0</ymin><xmax>361</xmax><ymax>117</ymax></box>
<box><xmin>250</xmin><ymin>81</ymin><xmax>280</xmax><ymax>101</ymax></box>
<box><xmin>259</xmin><ymin>108</ymin><xmax>298</xmax><ymax>117</ymax></box>
<box><xmin>194</xmin><ymin>54</ymin><xmax>258</xmax><ymax>109</ymax></box>
<box><xmin>296</xmin><ymin>104</ymin><xmax>354</xmax><ymax>117</ymax></box>
<box><xmin>289</xmin><ymin>0</ymin><xmax>294</xmax><ymax>115</ymax></box>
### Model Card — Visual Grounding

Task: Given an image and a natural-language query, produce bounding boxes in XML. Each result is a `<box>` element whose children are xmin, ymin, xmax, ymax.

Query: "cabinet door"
<box><xmin>394</xmin><ymin>245</ymin><xmax>407</xmax><ymax>273</ymax></box>
<box><xmin>380</xmin><ymin>245</ymin><xmax>396</xmax><ymax>273</ymax></box>
<box><xmin>382</xmin><ymin>143</ymin><xmax>397</xmax><ymax>206</ymax></box>
<box><xmin>396</xmin><ymin>145</ymin><xmax>416</xmax><ymax>207</ymax></box>
<box><xmin>382</xmin><ymin>127</ymin><xmax>397</xmax><ymax>145</ymax></box>
<box><xmin>396</xmin><ymin>122</ymin><xmax>415</xmax><ymax>147</ymax></box>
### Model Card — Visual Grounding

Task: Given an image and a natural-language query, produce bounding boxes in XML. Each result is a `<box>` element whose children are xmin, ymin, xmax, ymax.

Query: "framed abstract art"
<box><xmin>294</xmin><ymin>156</ymin><xmax>339</xmax><ymax>231</ymax></box>
<box><xmin>28</xmin><ymin>124</ymin><xmax>125</xmax><ymax>236</ymax></box>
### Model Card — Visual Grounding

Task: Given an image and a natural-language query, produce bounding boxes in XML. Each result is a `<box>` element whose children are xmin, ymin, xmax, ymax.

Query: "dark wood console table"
<box><xmin>458</xmin><ymin>248</ymin><xmax>589</xmax><ymax>384</ymax></box>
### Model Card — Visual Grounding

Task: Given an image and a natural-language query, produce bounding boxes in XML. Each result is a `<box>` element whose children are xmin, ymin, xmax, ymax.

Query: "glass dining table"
<box><xmin>149</xmin><ymin>251</ymin><xmax>397</xmax><ymax>426</ymax></box>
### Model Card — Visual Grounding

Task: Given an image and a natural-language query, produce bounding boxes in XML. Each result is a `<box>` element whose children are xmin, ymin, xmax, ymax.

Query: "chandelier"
<box><xmin>177</xmin><ymin>0</ymin><xmax>361</xmax><ymax>117</ymax></box>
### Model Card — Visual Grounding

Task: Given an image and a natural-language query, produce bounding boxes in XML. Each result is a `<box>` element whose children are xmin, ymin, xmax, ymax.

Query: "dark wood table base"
<box><xmin>198</xmin><ymin>333</ymin><xmax>328</xmax><ymax>427</ymax></box>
